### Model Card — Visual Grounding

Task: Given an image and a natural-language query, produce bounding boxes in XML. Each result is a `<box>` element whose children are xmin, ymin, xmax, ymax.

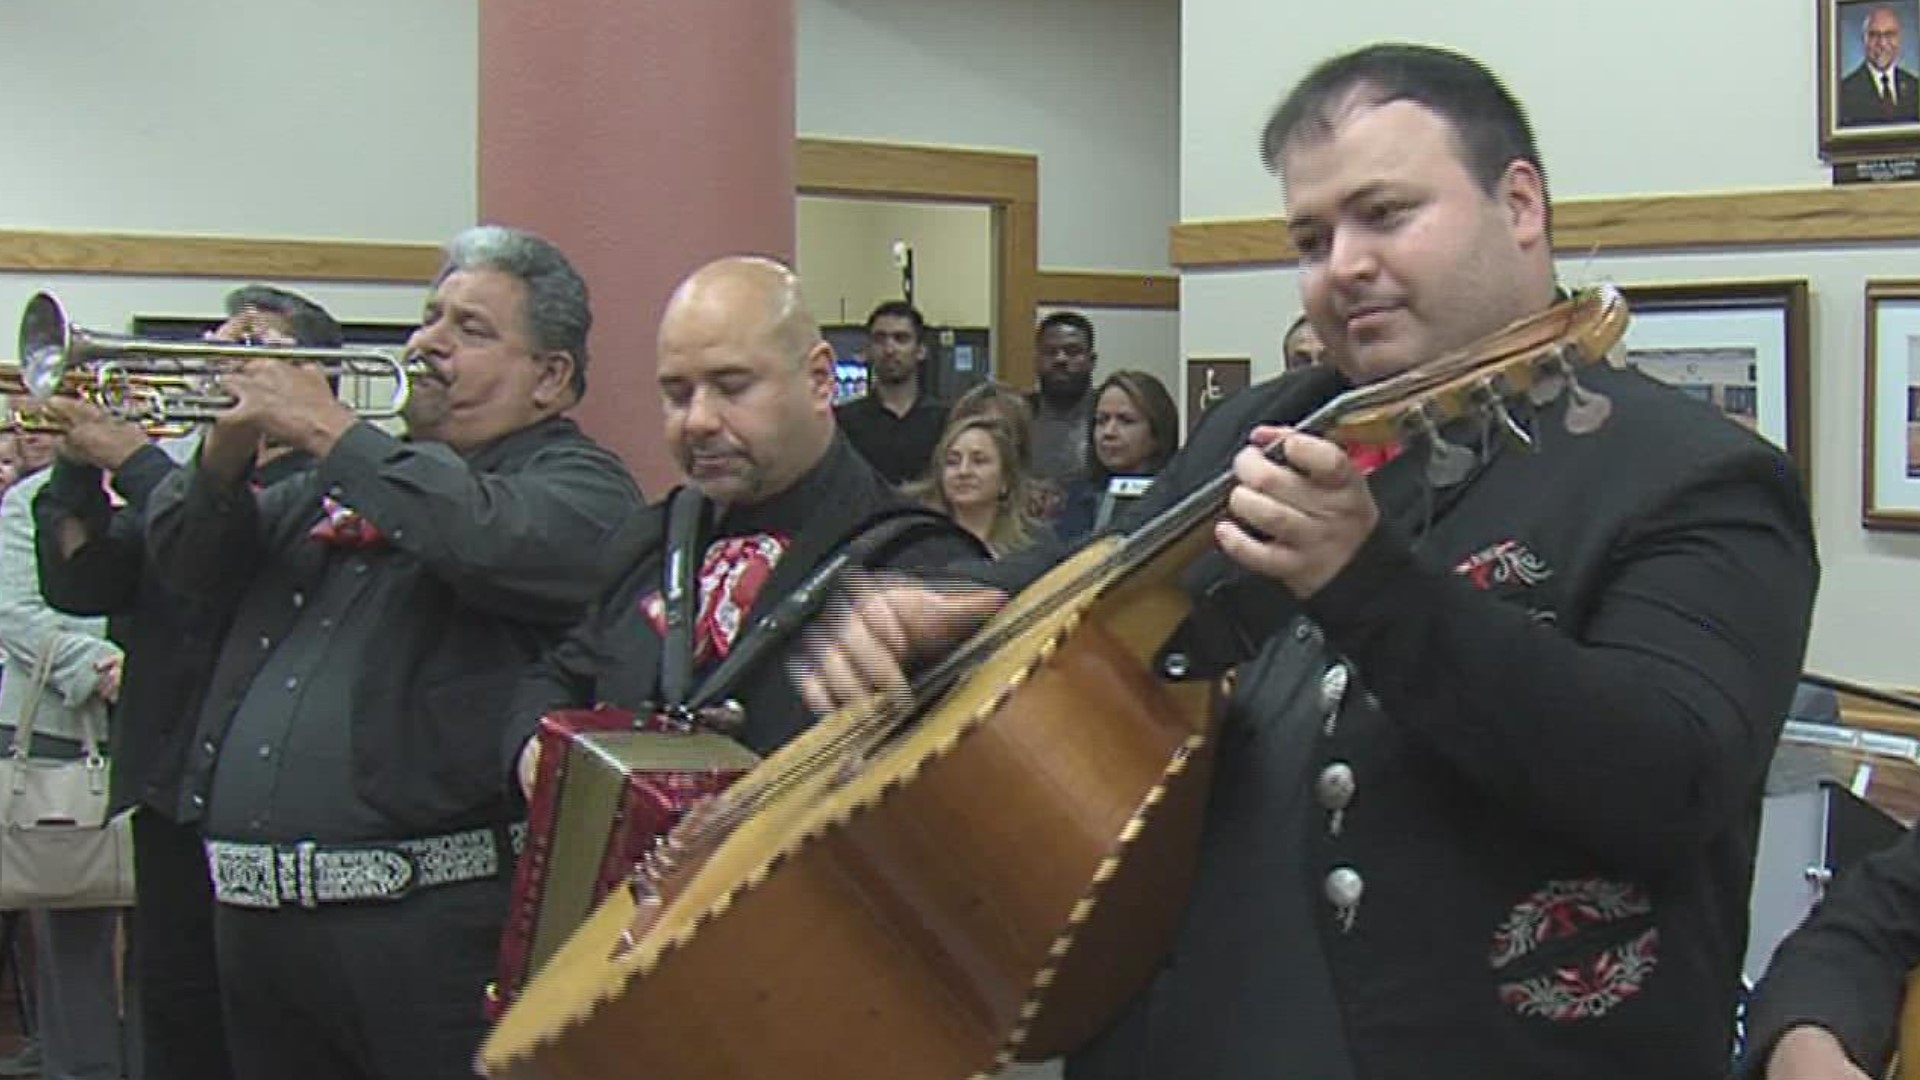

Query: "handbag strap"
<box><xmin>8</xmin><ymin>640</ymin><xmax>105</xmax><ymax>763</ymax></box>
<box><xmin>8</xmin><ymin>642</ymin><xmax>58</xmax><ymax>759</ymax></box>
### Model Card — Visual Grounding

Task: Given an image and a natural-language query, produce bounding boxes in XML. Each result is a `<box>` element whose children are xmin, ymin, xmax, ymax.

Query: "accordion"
<box><xmin>488</xmin><ymin>705</ymin><xmax>759</xmax><ymax>1019</ymax></box>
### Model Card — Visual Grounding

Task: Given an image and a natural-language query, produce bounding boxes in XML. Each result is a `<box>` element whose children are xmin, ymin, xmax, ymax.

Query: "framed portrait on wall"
<box><xmin>1616</xmin><ymin>280</ymin><xmax>1811</xmax><ymax>484</ymax></box>
<box><xmin>1184</xmin><ymin>355</ymin><xmax>1250</xmax><ymax>437</ymax></box>
<box><xmin>1862</xmin><ymin>281</ymin><xmax>1920</xmax><ymax>529</ymax></box>
<box><xmin>1819</xmin><ymin>0</ymin><xmax>1920</xmax><ymax>160</ymax></box>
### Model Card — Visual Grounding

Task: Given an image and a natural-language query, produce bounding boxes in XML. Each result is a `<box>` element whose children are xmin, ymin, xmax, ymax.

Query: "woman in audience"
<box><xmin>945</xmin><ymin>380</ymin><xmax>1061</xmax><ymax>520</ymax></box>
<box><xmin>1055</xmin><ymin>370</ymin><xmax>1180</xmax><ymax>542</ymax></box>
<box><xmin>908</xmin><ymin>414</ymin><xmax>1049</xmax><ymax>557</ymax></box>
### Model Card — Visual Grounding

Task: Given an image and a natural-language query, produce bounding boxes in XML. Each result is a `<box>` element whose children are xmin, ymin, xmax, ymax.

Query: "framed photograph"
<box><xmin>1185</xmin><ymin>355</ymin><xmax>1250</xmax><ymax>437</ymax></box>
<box><xmin>1617</xmin><ymin>280</ymin><xmax>1811</xmax><ymax>484</ymax></box>
<box><xmin>1819</xmin><ymin>0</ymin><xmax>1920</xmax><ymax>159</ymax></box>
<box><xmin>1862</xmin><ymin>281</ymin><xmax>1920</xmax><ymax>529</ymax></box>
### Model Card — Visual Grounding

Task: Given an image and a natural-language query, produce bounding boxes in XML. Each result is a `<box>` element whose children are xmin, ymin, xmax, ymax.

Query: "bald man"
<box><xmin>512</xmin><ymin>256</ymin><xmax>978</xmax><ymax>765</ymax></box>
<box><xmin>1839</xmin><ymin>5</ymin><xmax>1920</xmax><ymax>126</ymax></box>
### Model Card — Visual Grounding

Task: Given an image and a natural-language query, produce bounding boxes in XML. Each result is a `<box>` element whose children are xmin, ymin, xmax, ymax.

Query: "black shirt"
<box><xmin>145</xmin><ymin>417</ymin><xmax>645</xmax><ymax>842</ymax></box>
<box><xmin>834</xmin><ymin>392</ymin><xmax>945</xmax><ymax>486</ymax></box>
<box><xmin>517</xmin><ymin>434</ymin><xmax>979</xmax><ymax>757</ymax></box>
<box><xmin>34</xmin><ymin>443</ymin><xmax>314</xmax><ymax>817</ymax></box>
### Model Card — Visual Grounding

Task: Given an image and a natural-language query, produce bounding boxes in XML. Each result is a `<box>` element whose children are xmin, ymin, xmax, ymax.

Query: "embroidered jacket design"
<box><xmin>1453</xmin><ymin>539</ymin><xmax>1552</xmax><ymax>591</ymax></box>
<box><xmin>1489</xmin><ymin>878</ymin><xmax>1659</xmax><ymax>1021</ymax></box>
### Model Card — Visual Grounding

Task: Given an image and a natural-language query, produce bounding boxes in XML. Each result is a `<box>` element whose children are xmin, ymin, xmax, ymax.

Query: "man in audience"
<box><xmin>835</xmin><ymin>300</ymin><xmax>946</xmax><ymax>485</ymax></box>
<box><xmin>1744</xmin><ymin>824</ymin><xmax>1920</xmax><ymax>1078</ymax></box>
<box><xmin>1028</xmin><ymin>311</ymin><xmax>1099</xmax><ymax>484</ymax></box>
<box><xmin>142</xmin><ymin>226</ymin><xmax>645</xmax><ymax>1080</ymax></box>
<box><xmin>514</xmin><ymin>256</ymin><xmax>976</xmax><ymax>773</ymax></box>
<box><xmin>34</xmin><ymin>285</ymin><xmax>341</xmax><ymax>1080</ymax></box>
<box><xmin>798</xmin><ymin>42</ymin><xmax>1818</xmax><ymax>1079</ymax></box>
<box><xmin>1282</xmin><ymin>312</ymin><xmax>1328</xmax><ymax>370</ymax></box>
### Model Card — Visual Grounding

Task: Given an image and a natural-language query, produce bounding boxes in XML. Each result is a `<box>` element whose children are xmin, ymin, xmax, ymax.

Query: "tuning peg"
<box><xmin>1560</xmin><ymin>370</ymin><xmax>1613</xmax><ymax>436</ymax></box>
<box><xmin>1409</xmin><ymin>405</ymin><xmax>1478</xmax><ymax>488</ymax></box>
<box><xmin>1490</xmin><ymin>396</ymin><xmax>1535</xmax><ymax>452</ymax></box>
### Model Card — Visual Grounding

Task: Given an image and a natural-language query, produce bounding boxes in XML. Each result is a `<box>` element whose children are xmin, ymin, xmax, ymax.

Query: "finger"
<box><xmin>1245</xmin><ymin>424</ymin><xmax>1291</xmax><ymax>450</ymax></box>
<box><xmin>1225</xmin><ymin>481</ymin><xmax>1313</xmax><ymax>545</ymax></box>
<box><xmin>1215</xmin><ymin>517</ymin><xmax>1300</xmax><ymax>582</ymax></box>
<box><xmin>803</xmin><ymin>631</ymin><xmax>898</xmax><ymax>714</ymax></box>
<box><xmin>43</xmin><ymin>397</ymin><xmax>104</xmax><ymax>424</ymax></box>
<box><xmin>1231</xmin><ymin>444</ymin><xmax>1302</xmax><ymax>501</ymax></box>
<box><xmin>1275</xmin><ymin>432</ymin><xmax>1359</xmax><ymax>490</ymax></box>
<box><xmin>913</xmin><ymin>586</ymin><xmax>1004</xmax><ymax>644</ymax></box>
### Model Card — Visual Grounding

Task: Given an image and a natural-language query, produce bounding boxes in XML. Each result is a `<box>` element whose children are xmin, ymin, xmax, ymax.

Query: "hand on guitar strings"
<box><xmin>1217</xmin><ymin>425</ymin><xmax>1380</xmax><ymax>600</ymax></box>
<box><xmin>792</xmin><ymin>570</ymin><xmax>1008</xmax><ymax>717</ymax></box>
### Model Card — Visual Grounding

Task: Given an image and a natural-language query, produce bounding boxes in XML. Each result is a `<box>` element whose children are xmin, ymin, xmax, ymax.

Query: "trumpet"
<box><xmin>7</xmin><ymin>291</ymin><xmax>435</xmax><ymax>433</ymax></box>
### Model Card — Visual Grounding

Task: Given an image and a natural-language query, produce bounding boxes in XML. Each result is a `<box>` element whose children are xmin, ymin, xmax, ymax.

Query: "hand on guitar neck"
<box><xmin>794</xmin><ymin>571</ymin><xmax>1008</xmax><ymax>717</ymax></box>
<box><xmin>1218</xmin><ymin>425</ymin><xmax>1380</xmax><ymax>600</ymax></box>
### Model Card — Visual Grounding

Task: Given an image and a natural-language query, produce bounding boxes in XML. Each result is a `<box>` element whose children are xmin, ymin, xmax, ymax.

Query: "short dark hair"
<box><xmin>438</xmin><ymin>225</ymin><xmax>593</xmax><ymax>400</ymax></box>
<box><xmin>1037</xmin><ymin>311</ymin><xmax>1095</xmax><ymax>351</ymax></box>
<box><xmin>224</xmin><ymin>285</ymin><xmax>344</xmax><ymax>348</ymax></box>
<box><xmin>865</xmin><ymin>300</ymin><xmax>925</xmax><ymax>340</ymax></box>
<box><xmin>1259</xmin><ymin>44</ymin><xmax>1550</xmax><ymax>228</ymax></box>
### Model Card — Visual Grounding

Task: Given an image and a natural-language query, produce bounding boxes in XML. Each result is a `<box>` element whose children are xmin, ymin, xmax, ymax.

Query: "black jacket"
<box><xmin>33</xmin><ymin>444</ymin><xmax>312</xmax><ymax>816</ymax></box>
<box><xmin>144</xmin><ymin>417</ymin><xmax>644</xmax><ymax>838</ymax></box>
<box><xmin>974</xmin><ymin>362</ymin><xmax>1817</xmax><ymax>1079</ymax></box>
<box><xmin>1838</xmin><ymin>63</ymin><xmax>1920</xmax><ymax>127</ymax></box>
<box><xmin>515</xmin><ymin>435</ymin><xmax>980</xmax><ymax>757</ymax></box>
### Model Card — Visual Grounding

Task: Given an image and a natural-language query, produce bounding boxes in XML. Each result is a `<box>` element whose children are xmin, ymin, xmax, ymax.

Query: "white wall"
<box><xmin>1181</xmin><ymin>0</ymin><xmax>1920</xmax><ymax>682</ymax></box>
<box><xmin>798</xmin><ymin>198</ymin><xmax>994</xmax><ymax>328</ymax></box>
<box><xmin>798</xmin><ymin>0</ymin><xmax>1181</xmax><ymax>388</ymax></box>
<box><xmin>0</xmin><ymin>0</ymin><xmax>477</xmax><ymax>331</ymax></box>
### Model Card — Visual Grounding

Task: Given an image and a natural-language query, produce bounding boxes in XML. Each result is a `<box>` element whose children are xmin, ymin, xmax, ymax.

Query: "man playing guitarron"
<box><xmin>799</xmin><ymin>43</ymin><xmax>1819</xmax><ymax>1080</ymax></box>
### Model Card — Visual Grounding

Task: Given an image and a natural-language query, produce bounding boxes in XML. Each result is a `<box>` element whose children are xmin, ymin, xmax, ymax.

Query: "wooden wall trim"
<box><xmin>798</xmin><ymin>136</ymin><xmax>1042</xmax><ymax>389</ymax></box>
<box><xmin>1034</xmin><ymin>270</ymin><xmax>1178</xmax><ymax>310</ymax></box>
<box><xmin>1171</xmin><ymin>185</ymin><xmax>1920</xmax><ymax>269</ymax></box>
<box><xmin>2</xmin><ymin>139</ymin><xmax>1175</xmax><ymax>386</ymax></box>
<box><xmin>0</xmin><ymin>229</ymin><xmax>442</xmax><ymax>283</ymax></box>
<box><xmin>796</xmin><ymin>137</ymin><xmax>1037</xmax><ymax>204</ymax></box>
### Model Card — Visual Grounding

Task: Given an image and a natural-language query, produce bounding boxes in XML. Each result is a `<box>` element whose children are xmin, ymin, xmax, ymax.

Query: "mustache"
<box><xmin>404</xmin><ymin>353</ymin><xmax>452</xmax><ymax>386</ymax></box>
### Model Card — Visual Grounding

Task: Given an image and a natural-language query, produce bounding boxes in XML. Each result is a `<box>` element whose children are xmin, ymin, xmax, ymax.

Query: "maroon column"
<box><xmin>480</xmin><ymin>1</ymin><xmax>796</xmax><ymax>492</ymax></box>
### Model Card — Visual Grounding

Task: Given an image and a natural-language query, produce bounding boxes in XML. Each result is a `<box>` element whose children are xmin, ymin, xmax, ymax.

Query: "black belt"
<box><xmin>204</xmin><ymin>823</ymin><xmax>525</xmax><ymax>910</ymax></box>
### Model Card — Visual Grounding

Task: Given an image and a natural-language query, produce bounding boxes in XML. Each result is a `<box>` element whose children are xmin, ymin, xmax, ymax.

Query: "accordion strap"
<box><xmin>681</xmin><ymin>507</ymin><xmax>976</xmax><ymax>716</ymax></box>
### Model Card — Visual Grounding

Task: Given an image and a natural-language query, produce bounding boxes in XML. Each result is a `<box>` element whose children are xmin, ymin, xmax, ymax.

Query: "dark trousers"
<box><xmin>132</xmin><ymin>808</ymin><xmax>230</xmax><ymax>1080</ymax></box>
<box><xmin>215</xmin><ymin>874</ymin><xmax>510</xmax><ymax>1080</ymax></box>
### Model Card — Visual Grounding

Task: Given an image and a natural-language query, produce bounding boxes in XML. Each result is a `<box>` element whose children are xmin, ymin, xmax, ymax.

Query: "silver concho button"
<box><xmin>1325</xmin><ymin>865</ymin><xmax>1365</xmax><ymax>932</ymax></box>
<box><xmin>1316</xmin><ymin>762</ymin><xmax>1356</xmax><ymax>811</ymax></box>
<box><xmin>1325</xmin><ymin>865</ymin><xmax>1364</xmax><ymax>909</ymax></box>
<box><xmin>1319</xmin><ymin>664</ymin><xmax>1350</xmax><ymax>713</ymax></box>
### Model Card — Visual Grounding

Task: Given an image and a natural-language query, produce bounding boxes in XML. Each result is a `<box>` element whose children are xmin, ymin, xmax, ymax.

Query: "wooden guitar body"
<box><xmin>483</xmin><ymin>537</ymin><xmax>1221</xmax><ymax>1079</ymax></box>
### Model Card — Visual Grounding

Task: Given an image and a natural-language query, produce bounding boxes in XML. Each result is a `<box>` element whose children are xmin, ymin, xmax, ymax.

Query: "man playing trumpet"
<box><xmin>32</xmin><ymin>283</ymin><xmax>340</xmax><ymax>1080</ymax></box>
<box><xmin>141</xmin><ymin>226</ymin><xmax>647</xmax><ymax>1080</ymax></box>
